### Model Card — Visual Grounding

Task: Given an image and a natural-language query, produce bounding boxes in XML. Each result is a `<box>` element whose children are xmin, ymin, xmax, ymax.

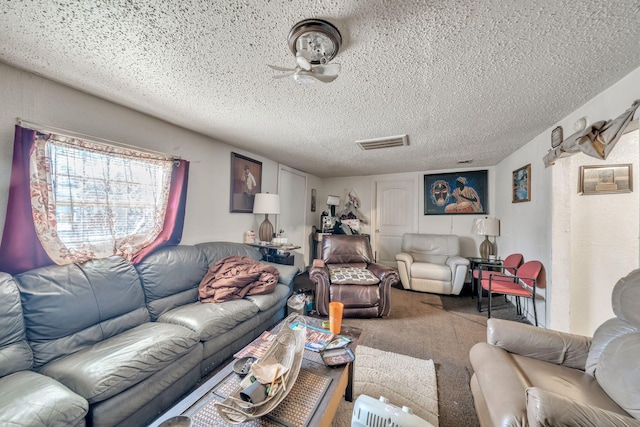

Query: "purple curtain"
<box><xmin>131</xmin><ymin>159</ymin><xmax>189</xmax><ymax>263</ymax></box>
<box><xmin>0</xmin><ymin>126</ymin><xmax>54</xmax><ymax>274</ymax></box>
<box><xmin>0</xmin><ymin>125</ymin><xmax>189</xmax><ymax>275</ymax></box>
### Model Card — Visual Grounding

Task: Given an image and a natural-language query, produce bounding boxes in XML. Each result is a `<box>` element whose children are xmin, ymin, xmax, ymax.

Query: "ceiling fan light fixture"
<box><xmin>288</xmin><ymin>19</ymin><xmax>342</xmax><ymax>65</ymax></box>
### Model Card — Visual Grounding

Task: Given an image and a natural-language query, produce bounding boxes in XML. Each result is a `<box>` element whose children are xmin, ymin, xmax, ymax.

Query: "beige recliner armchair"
<box><xmin>469</xmin><ymin>268</ymin><xmax>640</xmax><ymax>426</ymax></box>
<box><xmin>395</xmin><ymin>233</ymin><xmax>470</xmax><ymax>295</ymax></box>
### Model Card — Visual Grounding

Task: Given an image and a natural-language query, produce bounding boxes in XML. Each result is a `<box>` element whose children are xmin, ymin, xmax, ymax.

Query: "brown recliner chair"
<box><xmin>309</xmin><ymin>235</ymin><xmax>398</xmax><ymax>318</ymax></box>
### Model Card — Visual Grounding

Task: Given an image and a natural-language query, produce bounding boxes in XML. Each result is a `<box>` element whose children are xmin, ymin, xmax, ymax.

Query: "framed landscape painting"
<box><xmin>230</xmin><ymin>152</ymin><xmax>262</xmax><ymax>213</ymax></box>
<box><xmin>424</xmin><ymin>170</ymin><xmax>488</xmax><ymax>215</ymax></box>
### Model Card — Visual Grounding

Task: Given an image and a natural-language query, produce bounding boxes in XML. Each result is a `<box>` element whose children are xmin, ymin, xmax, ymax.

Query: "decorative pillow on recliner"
<box><xmin>329</xmin><ymin>266</ymin><xmax>380</xmax><ymax>285</ymax></box>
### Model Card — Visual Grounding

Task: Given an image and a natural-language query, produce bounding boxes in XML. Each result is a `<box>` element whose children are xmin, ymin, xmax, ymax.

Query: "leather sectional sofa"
<box><xmin>470</xmin><ymin>268</ymin><xmax>640</xmax><ymax>426</ymax></box>
<box><xmin>0</xmin><ymin>242</ymin><xmax>298</xmax><ymax>427</ymax></box>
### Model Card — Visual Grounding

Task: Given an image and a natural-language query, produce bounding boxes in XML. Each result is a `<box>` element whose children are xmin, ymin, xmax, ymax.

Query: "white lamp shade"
<box><xmin>472</xmin><ymin>218</ymin><xmax>500</xmax><ymax>236</ymax></box>
<box><xmin>327</xmin><ymin>195</ymin><xmax>340</xmax><ymax>206</ymax></box>
<box><xmin>253</xmin><ymin>193</ymin><xmax>280</xmax><ymax>215</ymax></box>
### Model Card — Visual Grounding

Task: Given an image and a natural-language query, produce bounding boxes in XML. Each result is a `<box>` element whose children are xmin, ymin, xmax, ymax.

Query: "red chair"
<box><xmin>479</xmin><ymin>260</ymin><xmax>543</xmax><ymax>326</ymax></box>
<box><xmin>474</xmin><ymin>253</ymin><xmax>524</xmax><ymax>310</ymax></box>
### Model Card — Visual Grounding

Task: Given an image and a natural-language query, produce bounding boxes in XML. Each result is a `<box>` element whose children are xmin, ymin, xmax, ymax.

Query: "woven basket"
<box><xmin>215</xmin><ymin>314</ymin><xmax>306</xmax><ymax>424</ymax></box>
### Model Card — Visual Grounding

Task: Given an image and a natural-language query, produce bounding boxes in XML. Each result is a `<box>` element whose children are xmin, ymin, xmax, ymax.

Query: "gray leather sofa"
<box><xmin>1</xmin><ymin>242</ymin><xmax>298</xmax><ymax>427</ymax></box>
<box><xmin>469</xmin><ymin>268</ymin><xmax>640</xmax><ymax>426</ymax></box>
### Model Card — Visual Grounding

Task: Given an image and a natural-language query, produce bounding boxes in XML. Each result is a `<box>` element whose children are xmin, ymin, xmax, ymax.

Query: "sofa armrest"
<box><xmin>367</xmin><ymin>263</ymin><xmax>399</xmax><ymax>316</ymax></box>
<box><xmin>488</xmin><ymin>318</ymin><xmax>591</xmax><ymax>369</ymax></box>
<box><xmin>395</xmin><ymin>252</ymin><xmax>413</xmax><ymax>290</ymax></box>
<box><xmin>526</xmin><ymin>387</ymin><xmax>640</xmax><ymax>427</ymax></box>
<box><xmin>263</xmin><ymin>262</ymin><xmax>299</xmax><ymax>294</ymax></box>
<box><xmin>446</xmin><ymin>255</ymin><xmax>470</xmax><ymax>295</ymax></box>
<box><xmin>309</xmin><ymin>262</ymin><xmax>330</xmax><ymax>315</ymax></box>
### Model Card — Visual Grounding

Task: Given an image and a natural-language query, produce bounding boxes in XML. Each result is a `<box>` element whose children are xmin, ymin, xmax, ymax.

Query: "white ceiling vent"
<box><xmin>356</xmin><ymin>134</ymin><xmax>409</xmax><ymax>151</ymax></box>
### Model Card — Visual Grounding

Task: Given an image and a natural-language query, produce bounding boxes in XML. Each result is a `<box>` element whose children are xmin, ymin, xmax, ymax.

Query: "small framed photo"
<box><xmin>579</xmin><ymin>164</ymin><xmax>633</xmax><ymax>195</ymax></box>
<box><xmin>512</xmin><ymin>164</ymin><xmax>531</xmax><ymax>203</ymax></box>
<box><xmin>230</xmin><ymin>152</ymin><xmax>262</xmax><ymax>212</ymax></box>
<box><xmin>311</xmin><ymin>188</ymin><xmax>317</xmax><ymax>212</ymax></box>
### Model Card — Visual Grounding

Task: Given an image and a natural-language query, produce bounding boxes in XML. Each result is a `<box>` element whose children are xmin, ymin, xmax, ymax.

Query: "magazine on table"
<box><xmin>233</xmin><ymin>330</ymin><xmax>276</xmax><ymax>359</ymax></box>
<box><xmin>290</xmin><ymin>322</ymin><xmax>334</xmax><ymax>352</ymax></box>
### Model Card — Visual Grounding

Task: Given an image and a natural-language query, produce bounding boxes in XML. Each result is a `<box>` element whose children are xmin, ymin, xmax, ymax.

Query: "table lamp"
<box><xmin>253</xmin><ymin>193</ymin><xmax>280</xmax><ymax>242</ymax></box>
<box><xmin>326</xmin><ymin>195</ymin><xmax>340</xmax><ymax>216</ymax></box>
<box><xmin>472</xmin><ymin>218</ymin><xmax>500</xmax><ymax>259</ymax></box>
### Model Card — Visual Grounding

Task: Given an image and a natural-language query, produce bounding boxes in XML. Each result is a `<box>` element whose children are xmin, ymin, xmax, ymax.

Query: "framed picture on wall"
<box><xmin>230</xmin><ymin>152</ymin><xmax>262</xmax><ymax>213</ymax></box>
<box><xmin>311</xmin><ymin>188</ymin><xmax>317</xmax><ymax>212</ymax></box>
<box><xmin>579</xmin><ymin>164</ymin><xmax>632</xmax><ymax>195</ymax></box>
<box><xmin>424</xmin><ymin>170</ymin><xmax>488</xmax><ymax>215</ymax></box>
<box><xmin>512</xmin><ymin>164</ymin><xmax>531</xmax><ymax>203</ymax></box>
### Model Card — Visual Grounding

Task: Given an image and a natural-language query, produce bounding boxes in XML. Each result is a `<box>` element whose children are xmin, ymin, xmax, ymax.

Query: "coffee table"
<box><xmin>149</xmin><ymin>316</ymin><xmax>362</xmax><ymax>427</ymax></box>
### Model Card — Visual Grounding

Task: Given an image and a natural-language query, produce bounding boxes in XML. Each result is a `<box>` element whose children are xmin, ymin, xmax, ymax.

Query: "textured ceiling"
<box><xmin>1</xmin><ymin>1</ymin><xmax>640</xmax><ymax>177</ymax></box>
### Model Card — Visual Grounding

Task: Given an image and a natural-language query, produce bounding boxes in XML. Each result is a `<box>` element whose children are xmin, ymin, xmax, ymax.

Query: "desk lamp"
<box><xmin>253</xmin><ymin>193</ymin><xmax>280</xmax><ymax>242</ymax></box>
<box><xmin>472</xmin><ymin>218</ymin><xmax>500</xmax><ymax>259</ymax></box>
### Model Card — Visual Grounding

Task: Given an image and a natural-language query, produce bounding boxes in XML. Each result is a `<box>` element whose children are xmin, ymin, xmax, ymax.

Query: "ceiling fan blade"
<box><xmin>295</xmin><ymin>52</ymin><xmax>312</xmax><ymax>71</ymax></box>
<box><xmin>313</xmin><ymin>73</ymin><xmax>338</xmax><ymax>83</ymax></box>
<box><xmin>267</xmin><ymin>64</ymin><xmax>296</xmax><ymax>72</ymax></box>
<box><xmin>272</xmin><ymin>72</ymin><xmax>294</xmax><ymax>79</ymax></box>
<box><xmin>313</xmin><ymin>63</ymin><xmax>341</xmax><ymax>75</ymax></box>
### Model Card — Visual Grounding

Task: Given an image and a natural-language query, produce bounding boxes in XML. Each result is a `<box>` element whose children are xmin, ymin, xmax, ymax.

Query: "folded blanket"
<box><xmin>199</xmin><ymin>255</ymin><xmax>279</xmax><ymax>303</ymax></box>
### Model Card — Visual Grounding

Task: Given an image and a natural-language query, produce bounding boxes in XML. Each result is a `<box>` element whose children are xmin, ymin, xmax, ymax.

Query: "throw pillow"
<box><xmin>329</xmin><ymin>266</ymin><xmax>380</xmax><ymax>285</ymax></box>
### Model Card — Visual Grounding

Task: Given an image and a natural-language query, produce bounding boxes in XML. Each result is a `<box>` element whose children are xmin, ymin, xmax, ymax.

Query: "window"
<box><xmin>31</xmin><ymin>132</ymin><xmax>173</xmax><ymax>263</ymax></box>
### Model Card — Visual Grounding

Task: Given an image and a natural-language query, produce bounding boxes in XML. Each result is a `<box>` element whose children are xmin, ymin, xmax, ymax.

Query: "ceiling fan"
<box><xmin>267</xmin><ymin>19</ymin><xmax>342</xmax><ymax>84</ymax></box>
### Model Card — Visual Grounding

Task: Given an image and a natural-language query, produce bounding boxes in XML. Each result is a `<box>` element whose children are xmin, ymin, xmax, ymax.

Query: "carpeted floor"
<box><xmin>294</xmin><ymin>273</ymin><xmax>530</xmax><ymax>427</ymax></box>
<box><xmin>331</xmin><ymin>345</ymin><xmax>439</xmax><ymax>427</ymax></box>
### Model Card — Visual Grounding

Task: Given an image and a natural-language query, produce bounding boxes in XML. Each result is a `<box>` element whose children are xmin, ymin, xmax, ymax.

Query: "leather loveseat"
<box><xmin>395</xmin><ymin>233</ymin><xmax>470</xmax><ymax>295</ymax></box>
<box><xmin>0</xmin><ymin>242</ymin><xmax>298</xmax><ymax>427</ymax></box>
<box><xmin>469</xmin><ymin>268</ymin><xmax>640</xmax><ymax>426</ymax></box>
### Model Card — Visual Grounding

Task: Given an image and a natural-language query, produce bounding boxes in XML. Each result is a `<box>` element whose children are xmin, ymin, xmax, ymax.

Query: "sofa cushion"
<box><xmin>135</xmin><ymin>245</ymin><xmax>209</xmax><ymax>321</ymax></box>
<box><xmin>0</xmin><ymin>272</ymin><xmax>33</xmax><ymax>376</ymax></box>
<box><xmin>0</xmin><ymin>370</ymin><xmax>88</xmax><ymax>427</ymax></box>
<box><xmin>16</xmin><ymin>256</ymin><xmax>149</xmax><ymax>368</ymax></box>
<box><xmin>400</xmin><ymin>233</ymin><xmax>460</xmax><ymax>264</ymax></box>
<box><xmin>595</xmin><ymin>332</ymin><xmax>640</xmax><ymax>419</ymax></box>
<box><xmin>196</xmin><ymin>241</ymin><xmax>262</xmax><ymax>266</ymax></box>
<box><xmin>411</xmin><ymin>262</ymin><xmax>451</xmax><ymax>282</ymax></box>
<box><xmin>39</xmin><ymin>322</ymin><xmax>199</xmax><ymax>404</ymax></box>
<box><xmin>246</xmin><ymin>283</ymin><xmax>291</xmax><ymax>311</ymax></box>
<box><xmin>328</xmin><ymin>266</ymin><xmax>380</xmax><ymax>285</ymax></box>
<box><xmin>157</xmin><ymin>298</ymin><xmax>260</xmax><ymax>341</ymax></box>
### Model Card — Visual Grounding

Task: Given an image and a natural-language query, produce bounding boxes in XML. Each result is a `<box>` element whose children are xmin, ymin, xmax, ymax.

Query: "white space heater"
<box><xmin>351</xmin><ymin>395</ymin><xmax>434</xmax><ymax>427</ymax></box>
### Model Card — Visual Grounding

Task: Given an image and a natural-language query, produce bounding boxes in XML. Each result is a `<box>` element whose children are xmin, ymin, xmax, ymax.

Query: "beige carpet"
<box><xmin>331</xmin><ymin>345</ymin><xmax>439</xmax><ymax>427</ymax></box>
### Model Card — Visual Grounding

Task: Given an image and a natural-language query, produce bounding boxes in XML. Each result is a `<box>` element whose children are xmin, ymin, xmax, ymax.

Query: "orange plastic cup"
<box><xmin>329</xmin><ymin>301</ymin><xmax>344</xmax><ymax>334</ymax></box>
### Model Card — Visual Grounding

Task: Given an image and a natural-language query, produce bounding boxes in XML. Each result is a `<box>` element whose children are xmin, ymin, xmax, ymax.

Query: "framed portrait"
<box><xmin>512</xmin><ymin>164</ymin><xmax>531</xmax><ymax>203</ymax></box>
<box><xmin>311</xmin><ymin>188</ymin><xmax>317</xmax><ymax>212</ymax></box>
<box><xmin>424</xmin><ymin>170</ymin><xmax>488</xmax><ymax>215</ymax></box>
<box><xmin>579</xmin><ymin>164</ymin><xmax>632</xmax><ymax>195</ymax></box>
<box><xmin>230</xmin><ymin>152</ymin><xmax>262</xmax><ymax>213</ymax></box>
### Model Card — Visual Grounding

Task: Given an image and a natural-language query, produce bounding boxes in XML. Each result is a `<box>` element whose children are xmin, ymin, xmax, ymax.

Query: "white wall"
<box><xmin>0</xmin><ymin>62</ymin><xmax>314</xmax><ymax>249</ymax></box>
<box><xmin>496</xmin><ymin>66</ymin><xmax>640</xmax><ymax>334</ymax></box>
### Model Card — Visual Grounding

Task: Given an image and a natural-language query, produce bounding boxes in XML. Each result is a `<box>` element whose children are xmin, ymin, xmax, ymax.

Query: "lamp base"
<box><xmin>258</xmin><ymin>215</ymin><xmax>274</xmax><ymax>243</ymax></box>
<box><xmin>479</xmin><ymin>236</ymin><xmax>495</xmax><ymax>260</ymax></box>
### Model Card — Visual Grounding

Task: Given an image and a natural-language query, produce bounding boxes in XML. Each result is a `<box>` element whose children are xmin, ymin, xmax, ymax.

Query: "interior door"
<box><xmin>374</xmin><ymin>178</ymin><xmax>418</xmax><ymax>267</ymax></box>
<box><xmin>278</xmin><ymin>165</ymin><xmax>307</xmax><ymax>269</ymax></box>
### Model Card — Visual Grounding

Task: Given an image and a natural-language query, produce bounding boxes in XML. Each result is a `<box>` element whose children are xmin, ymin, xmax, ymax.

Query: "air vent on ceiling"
<box><xmin>356</xmin><ymin>134</ymin><xmax>408</xmax><ymax>151</ymax></box>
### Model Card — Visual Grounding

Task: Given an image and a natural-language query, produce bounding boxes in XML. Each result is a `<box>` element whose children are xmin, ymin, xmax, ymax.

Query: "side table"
<box><xmin>248</xmin><ymin>243</ymin><xmax>301</xmax><ymax>265</ymax></box>
<box><xmin>467</xmin><ymin>257</ymin><xmax>503</xmax><ymax>303</ymax></box>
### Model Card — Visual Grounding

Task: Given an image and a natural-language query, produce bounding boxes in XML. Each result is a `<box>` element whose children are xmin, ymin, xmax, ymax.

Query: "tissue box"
<box><xmin>341</xmin><ymin>219</ymin><xmax>360</xmax><ymax>232</ymax></box>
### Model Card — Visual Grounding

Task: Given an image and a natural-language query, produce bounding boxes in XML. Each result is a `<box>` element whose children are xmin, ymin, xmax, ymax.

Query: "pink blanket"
<box><xmin>198</xmin><ymin>255</ymin><xmax>279</xmax><ymax>303</ymax></box>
